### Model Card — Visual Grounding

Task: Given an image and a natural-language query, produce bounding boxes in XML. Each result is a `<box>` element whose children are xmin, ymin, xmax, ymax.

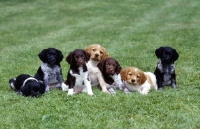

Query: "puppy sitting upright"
<box><xmin>97</xmin><ymin>58</ymin><xmax>124</xmax><ymax>94</ymax></box>
<box><xmin>9</xmin><ymin>74</ymin><xmax>45</xmax><ymax>97</ymax></box>
<box><xmin>120</xmin><ymin>67</ymin><xmax>157</xmax><ymax>94</ymax></box>
<box><xmin>65</xmin><ymin>49</ymin><xmax>93</xmax><ymax>95</ymax></box>
<box><xmin>85</xmin><ymin>44</ymin><xmax>109</xmax><ymax>93</ymax></box>
<box><xmin>154</xmin><ymin>46</ymin><xmax>179</xmax><ymax>90</ymax></box>
<box><xmin>34</xmin><ymin>48</ymin><xmax>68</xmax><ymax>92</ymax></box>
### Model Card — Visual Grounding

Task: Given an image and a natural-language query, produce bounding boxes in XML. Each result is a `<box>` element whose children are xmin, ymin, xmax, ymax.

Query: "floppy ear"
<box><xmin>172</xmin><ymin>49</ymin><xmax>179</xmax><ymax>61</ymax></box>
<box><xmin>85</xmin><ymin>46</ymin><xmax>92</xmax><ymax>56</ymax></box>
<box><xmin>56</xmin><ymin>49</ymin><xmax>64</xmax><ymax>63</ymax></box>
<box><xmin>38</xmin><ymin>49</ymin><xmax>47</xmax><ymax>62</ymax></box>
<box><xmin>139</xmin><ymin>71</ymin><xmax>147</xmax><ymax>85</ymax></box>
<box><xmin>66</xmin><ymin>52</ymin><xmax>73</xmax><ymax>65</ymax></box>
<box><xmin>120</xmin><ymin>69</ymin><xmax>127</xmax><ymax>81</ymax></box>
<box><xmin>84</xmin><ymin>50</ymin><xmax>90</xmax><ymax>62</ymax></box>
<box><xmin>102</xmin><ymin>52</ymin><xmax>109</xmax><ymax>60</ymax></box>
<box><xmin>97</xmin><ymin>59</ymin><xmax>105</xmax><ymax>72</ymax></box>
<box><xmin>155</xmin><ymin>47</ymin><xmax>163</xmax><ymax>59</ymax></box>
<box><xmin>115</xmin><ymin>61</ymin><xmax>122</xmax><ymax>74</ymax></box>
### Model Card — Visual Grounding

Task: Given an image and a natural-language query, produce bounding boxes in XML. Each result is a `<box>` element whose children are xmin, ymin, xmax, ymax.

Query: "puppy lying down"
<box><xmin>120</xmin><ymin>67</ymin><xmax>157</xmax><ymax>94</ymax></box>
<box><xmin>9</xmin><ymin>74</ymin><xmax>45</xmax><ymax>97</ymax></box>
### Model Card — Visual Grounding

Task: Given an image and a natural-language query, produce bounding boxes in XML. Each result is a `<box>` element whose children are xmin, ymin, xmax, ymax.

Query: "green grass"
<box><xmin>1</xmin><ymin>0</ymin><xmax>200</xmax><ymax>128</ymax></box>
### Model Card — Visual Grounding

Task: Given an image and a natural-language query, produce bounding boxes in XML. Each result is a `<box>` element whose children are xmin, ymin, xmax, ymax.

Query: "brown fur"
<box><xmin>120</xmin><ymin>67</ymin><xmax>147</xmax><ymax>86</ymax></box>
<box><xmin>85</xmin><ymin>44</ymin><xmax>109</xmax><ymax>61</ymax></box>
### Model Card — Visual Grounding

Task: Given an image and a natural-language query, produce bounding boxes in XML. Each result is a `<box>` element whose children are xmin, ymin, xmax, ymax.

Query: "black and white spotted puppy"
<box><xmin>9</xmin><ymin>74</ymin><xmax>45</xmax><ymax>97</ymax></box>
<box><xmin>154</xmin><ymin>46</ymin><xmax>179</xmax><ymax>90</ymax></box>
<box><xmin>34</xmin><ymin>48</ymin><xmax>68</xmax><ymax>92</ymax></box>
<box><xmin>65</xmin><ymin>49</ymin><xmax>93</xmax><ymax>95</ymax></box>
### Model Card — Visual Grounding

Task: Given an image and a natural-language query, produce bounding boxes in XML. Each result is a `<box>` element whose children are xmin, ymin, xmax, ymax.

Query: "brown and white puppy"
<box><xmin>85</xmin><ymin>44</ymin><xmax>109</xmax><ymax>93</ymax></box>
<box><xmin>120</xmin><ymin>67</ymin><xmax>157</xmax><ymax>94</ymax></box>
<box><xmin>65</xmin><ymin>49</ymin><xmax>93</xmax><ymax>95</ymax></box>
<box><xmin>97</xmin><ymin>58</ymin><xmax>124</xmax><ymax>94</ymax></box>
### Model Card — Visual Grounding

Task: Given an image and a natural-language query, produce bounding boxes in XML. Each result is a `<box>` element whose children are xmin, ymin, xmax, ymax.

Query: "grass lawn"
<box><xmin>1</xmin><ymin>0</ymin><xmax>200</xmax><ymax>128</ymax></box>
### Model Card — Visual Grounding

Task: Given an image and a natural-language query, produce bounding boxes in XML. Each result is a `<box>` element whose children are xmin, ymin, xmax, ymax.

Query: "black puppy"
<box><xmin>34</xmin><ymin>48</ymin><xmax>68</xmax><ymax>92</ymax></box>
<box><xmin>154</xmin><ymin>46</ymin><xmax>179</xmax><ymax>90</ymax></box>
<box><xmin>65</xmin><ymin>49</ymin><xmax>93</xmax><ymax>95</ymax></box>
<box><xmin>97</xmin><ymin>58</ymin><xmax>124</xmax><ymax>94</ymax></box>
<box><xmin>9</xmin><ymin>74</ymin><xmax>45</xmax><ymax>97</ymax></box>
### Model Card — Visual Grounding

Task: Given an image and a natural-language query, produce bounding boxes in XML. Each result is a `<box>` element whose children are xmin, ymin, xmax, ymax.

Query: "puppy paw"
<box><xmin>172</xmin><ymin>84</ymin><xmax>177</xmax><ymax>89</ymax></box>
<box><xmin>123</xmin><ymin>88</ymin><xmax>131</xmax><ymax>93</ymax></box>
<box><xmin>67</xmin><ymin>89</ymin><xmax>74</xmax><ymax>95</ymax></box>
<box><xmin>108</xmin><ymin>88</ymin><xmax>116</xmax><ymax>94</ymax></box>
<box><xmin>45</xmin><ymin>86</ymin><xmax>50</xmax><ymax>92</ymax></box>
<box><xmin>61</xmin><ymin>83</ymin><xmax>68</xmax><ymax>91</ymax></box>
<box><xmin>140</xmin><ymin>90</ymin><xmax>149</xmax><ymax>94</ymax></box>
<box><xmin>158</xmin><ymin>87</ymin><xmax>163</xmax><ymax>91</ymax></box>
<box><xmin>88</xmin><ymin>92</ymin><xmax>94</xmax><ymax>96</ymax></box>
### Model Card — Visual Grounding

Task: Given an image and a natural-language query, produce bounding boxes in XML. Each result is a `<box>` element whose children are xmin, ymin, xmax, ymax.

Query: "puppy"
<box><xmin>9</xmin><ymin>74</ymin><xmax>45</xmax><ymax>97</ymax></box>
<box><xmin>34</xmin><ymin>48</ymin><xmax>68</xmax><ymax>92</ymax></box>
<box><xmin>120</xmin><ymin>67</ymin><xmax>157</xmax><ymax>94</ymax></box>
<box><xmin>85</xmin><ymin>44</ymin><xmax>109</xmax><ymax>93</ymax></box>
<box><xmin>65</xmin><ymin>49</ymin><xmax>93</xmax><ymax>95</ymax></box>
<box><xmin>154</xmin><ymin>46</ymin><xmax>179</xmax><ymax>90</ymax></box>
<box><xmin>97</xmin><ymin>58</ymin><xmax>124</xmax><ymax>94</ymax></box>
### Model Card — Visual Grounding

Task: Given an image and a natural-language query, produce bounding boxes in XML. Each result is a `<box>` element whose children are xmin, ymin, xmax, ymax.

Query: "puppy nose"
<box><xmin>95</xmin><ymin>54</ymin><xmax>99</xmax><ymax>57</ymax></box>
<box><xmin>131</xmin><ymin>79</ymin><xmax>135</xmax><ymax>83</ymax></box>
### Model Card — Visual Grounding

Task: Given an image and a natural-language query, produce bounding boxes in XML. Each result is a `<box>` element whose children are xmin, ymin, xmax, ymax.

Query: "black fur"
<box><xmin>154</xmin><ymin>46</ymin><xmax>179</xmax><ymax>90</ymax></box>
<box><xmin>65</xmin><ymin>49</ymin><xmax>90</xmax><ymax>90</ymax></box>
<box><xmin>34</xmin><ymin>48</ymin><xmax>66</xmax><ymax>91</ymax></box>
<box><xmin>9</xmin><ymin>74</ymin><xmax>45</xmax><ymax>97</ymax></box>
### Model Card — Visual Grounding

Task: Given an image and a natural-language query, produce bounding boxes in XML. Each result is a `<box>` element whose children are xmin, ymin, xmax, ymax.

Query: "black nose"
<box><xmin>95</xmin><ymin>54</ymin><xmax>99</xmax><ymax>57</ymax></box>
<box><xmin>131</xmin><ymin>79</ymin><xmax>135</xmax><ymax>83</ymax></box>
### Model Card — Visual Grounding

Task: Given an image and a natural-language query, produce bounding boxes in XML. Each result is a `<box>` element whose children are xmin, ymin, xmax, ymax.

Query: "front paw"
<box><xmin>45</xmin><ymin>86</ymin><xmax>50</xmax><ymax>92</ymax></box>
<box><xmin>108</xmin><ymin>88</ymin><xmax>116</xmax><ymax>94</ymax></box>
<box><xmin>61</xmin><ymin>83</ymin><xmax>68</xmax><ymax>91</ymax></box>
<box><xmin>172</xmin><ymin>84</ymin><xmax>177</xmax><ymax>89</ymax></box>
<box><xmin>123</xmin><ymin>88</ymin><xmax>131</xmax><ymax>93</ymax></box>
<box><xmin>140</xmin><ymin>90</ymin><xmax>149</xmax><ymax>94</ymax></box>
<box><xmin>88</xmin><ymin>92</ymin><xmax>94</xmax><ymax>96</ymax></box>
<box><xmin>67</xmin><ymin>89</ymin><xmax>74</xmax><ymax>95</ymax></box>
<box><xmin>158</xmin><ymin>87</ymin><xmax>163</xmax><ymax>91</ymax></box>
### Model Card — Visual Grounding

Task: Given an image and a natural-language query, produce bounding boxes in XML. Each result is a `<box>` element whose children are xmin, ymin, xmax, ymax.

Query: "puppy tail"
<box><xmin>9</xmin><ymin>78</ymin><xmax>16</xmax><ymax>91</ymax></box>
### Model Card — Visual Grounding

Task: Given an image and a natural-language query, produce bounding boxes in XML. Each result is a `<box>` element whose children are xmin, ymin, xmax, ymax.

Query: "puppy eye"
<box><xmin>100</xmin><ymin>51</ymin><xmax>103</xmax><ymax>54</ymax></box>
<box><xmin>92</xmin><ymin>49</ymin><xmax>96</xmax><ymax>52</ymax></box>
<box><xmin>128</xmin><ymin>73</ymin><xmax>132</xmax><ymax>76</ymax></box>
<box><xmin>137</xmin><ymin>75</ymin><xmax>140</xmax><ymax>78</ymax></box>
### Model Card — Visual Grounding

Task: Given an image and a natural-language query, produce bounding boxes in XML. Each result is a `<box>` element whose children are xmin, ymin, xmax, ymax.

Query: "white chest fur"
<box><xmin>86</xmin><ymin>60</ymin><xmax>101</xmax><ymax>86</ymax></box>
<box><xmin>70</xmin><ymin>67</ymin><xmax>88</xmax><ymax>87</ymax></box>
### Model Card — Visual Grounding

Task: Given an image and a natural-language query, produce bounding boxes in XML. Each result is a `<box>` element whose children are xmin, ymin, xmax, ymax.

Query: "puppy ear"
<box><xmin>97</xmin><ymin>59</ymin><xmax>105</xmax><ymax>72</ymax></box>
<box><xmin>101</xmin><ymin>46</ymin><xmax>109</xmax><ymax>60</ymax></box>
<box><xmin>172</xmin><ymin>49</ymin><xmax>179</xmax><ymax>61</ymax></box>
<box><xmin>139</xmin><ymin>71</ymin><xmax>147</xmax><ymax>85</ymax></box>
<box><xmin>155</xmin><ymin>47</ymin><xmax>163</xmax><ymax>58</ymax></box>
<box><xmin>120</xmin><ymin>69</ymin><xmax>127</xmax><ymax>81</ymax></box>
<box><xmin>84</xmin><ymin>50</ymin><xmax>90</xmax><ymax>62</ymax></box>
<box><xmin>56</xmin><ymin>49</ymin><xmax>64</xmax><ymax>63</ymax></box>
<box><xmin>38</xmin><ymin>49</ymin><xmax>47</xmax><ymax>62</ymax></box>
<box><xmin>85</xmin><ymin>46</ymin><xmax>91</xmax><ymax>56</ymax></box>
<box><xmin>115</xmin><ymin>61</ymin><xmax>122</xmax><ymax>74</ymax></box>
<box><xmin>66</xmin><ymin>52</ymin><xmax>73</xmax><ymax>65</ymax></box>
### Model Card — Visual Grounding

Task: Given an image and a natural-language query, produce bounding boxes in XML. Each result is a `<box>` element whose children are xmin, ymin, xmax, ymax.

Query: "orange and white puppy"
<box><xmin>85</xmin><ymin>44</ymin><xmax>109</xmax><ymax>93</ymax></box>
<box><xmin>120</xmin><ymin>67</ymin><xmax>157</xmax><ymax>94</ymax></box>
